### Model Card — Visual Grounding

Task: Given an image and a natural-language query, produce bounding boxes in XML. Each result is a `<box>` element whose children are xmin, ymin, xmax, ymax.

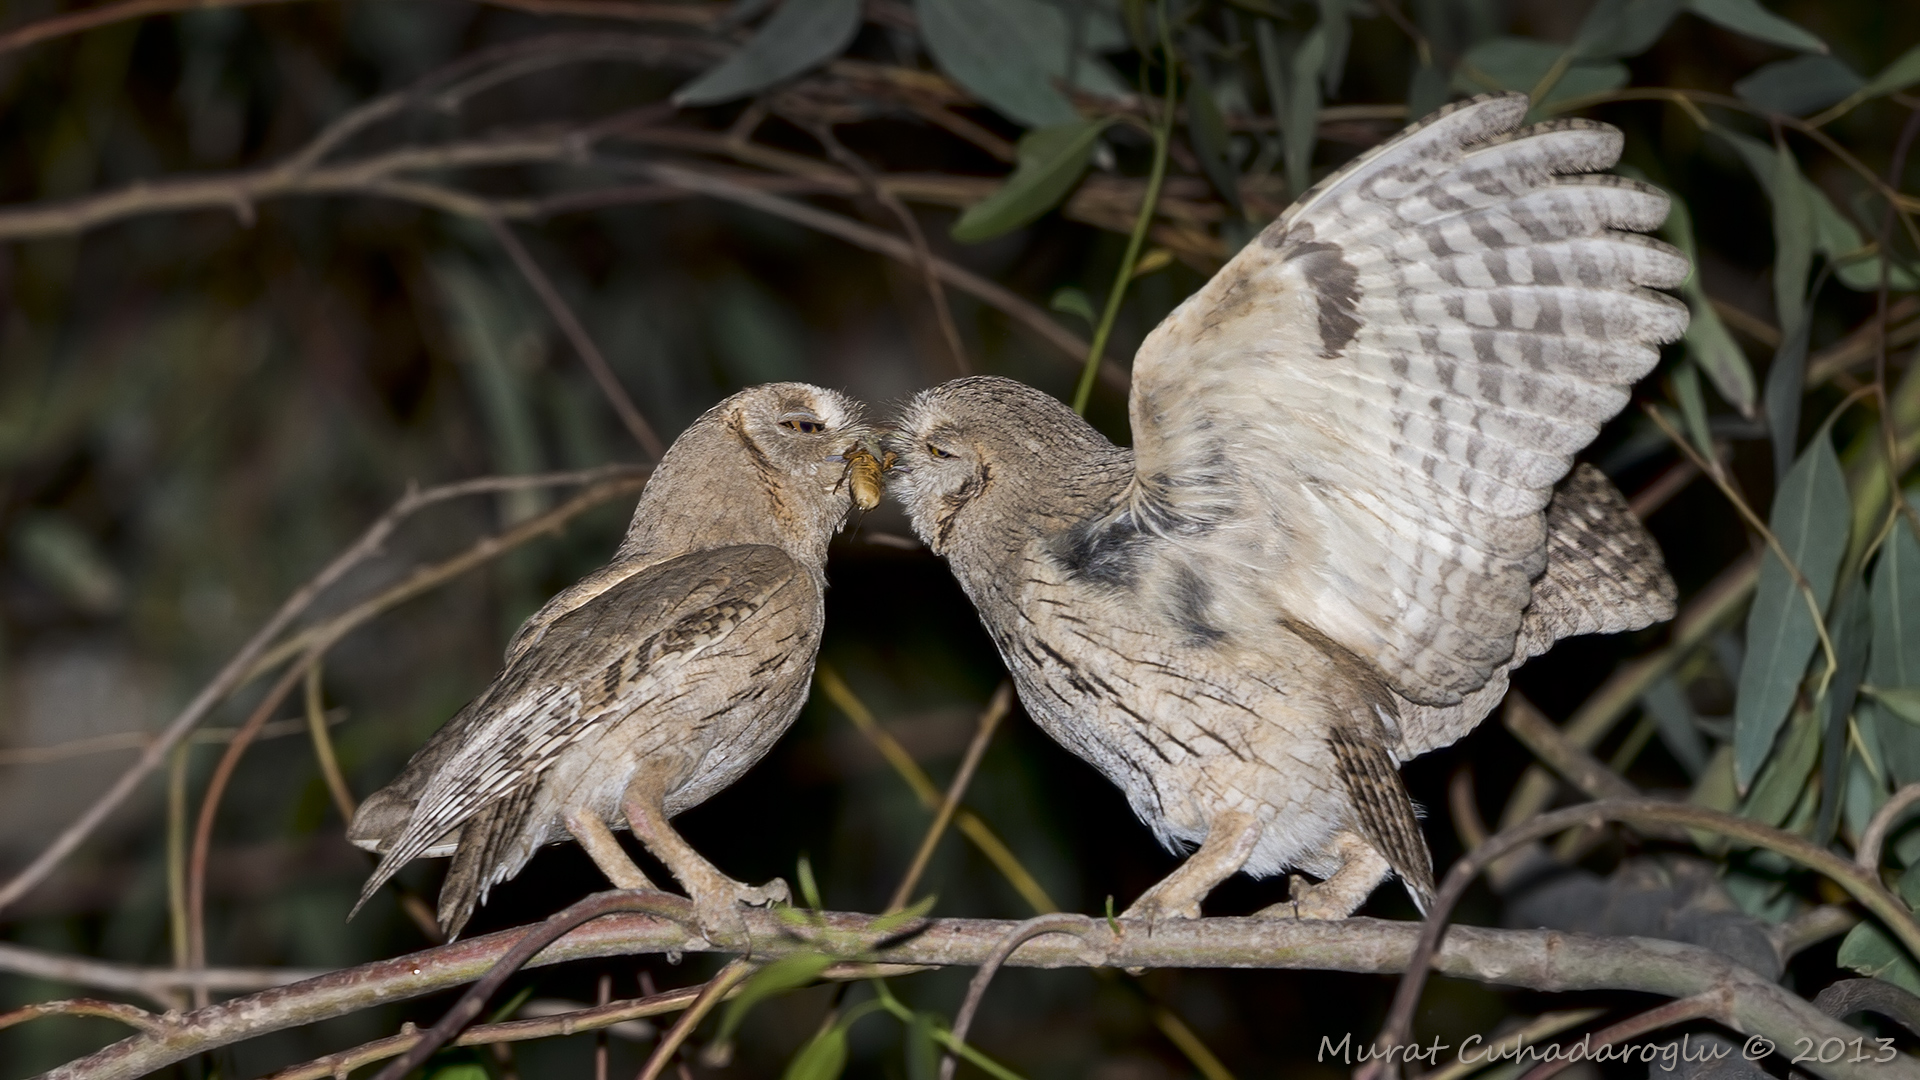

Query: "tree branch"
<box><xmin>45</xmin><ymin>903</ymin><xmax>1903</xmax><ymax>1080</ymax></box>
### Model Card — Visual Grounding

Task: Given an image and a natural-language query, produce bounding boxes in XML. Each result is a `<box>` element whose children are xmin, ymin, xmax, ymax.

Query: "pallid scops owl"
<box><xmin>349</xmin><ymin>383</ymin><xmax>875</xmax><ymax>938</ymax></box>
<box><xmin>889</xmin><ymin>94</ymin><xmax>1681</xmax><ymax>922</ymax></box>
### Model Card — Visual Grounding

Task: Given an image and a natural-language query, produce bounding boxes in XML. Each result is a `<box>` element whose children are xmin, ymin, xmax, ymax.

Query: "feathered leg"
<box><xmin>1120</xmin><ymin>809</ymin><xmax>1261</xmax><ymax>922</ymax></box>
<box><xmin>564</xmin><ymin>807</ymin><xmax>657</xmax><ymax>890</ymax></box>
<box><xmin>622</xmin><ymin>761</ymin><xmax>789</xmax><ymax>939</ymax></box>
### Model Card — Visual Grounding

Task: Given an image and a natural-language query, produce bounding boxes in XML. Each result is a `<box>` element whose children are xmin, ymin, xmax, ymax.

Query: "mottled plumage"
<box><xmin>888</xmin><ymin>94</ymin><xmax>1681</xmax><ymax>920</ymax></box>
<box><xmin>349</xmin><ymin>383</ymin><xmax>872</xmax><ymax>938</ymax></box>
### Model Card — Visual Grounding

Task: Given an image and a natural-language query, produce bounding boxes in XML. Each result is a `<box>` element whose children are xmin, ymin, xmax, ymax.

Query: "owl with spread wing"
<box><xmin>348</xmin><ymin>383</ymin><xmax>875</xmax><ymax>939</ymax></box>
<box><xmin>889</xmin><ymin>94</ymin><xmax>1682</xmax><ymax>921</ymax></box>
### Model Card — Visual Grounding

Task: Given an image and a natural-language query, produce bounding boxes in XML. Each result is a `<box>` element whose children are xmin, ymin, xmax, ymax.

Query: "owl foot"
<box><xmin>682</xmin><ymin>872</ymin><xmax>791</xmax><ymax>942</ymax></box>
<box><xmin>1255</xmin><ymin>837</ymin><xmax>1393</xmax><ymax>919</ymax></box>
<box><xmin>1119</xmin><ymin>809</ymin><xmax>1262</xmax><ymax>926</ymax></box>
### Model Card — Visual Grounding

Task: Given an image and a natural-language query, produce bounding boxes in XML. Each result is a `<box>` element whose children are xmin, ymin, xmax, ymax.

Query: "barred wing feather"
<box><xmin>1125</xmin><ymin>94</ymin><xmax>1687</xmax><ymax>706</ymax></box>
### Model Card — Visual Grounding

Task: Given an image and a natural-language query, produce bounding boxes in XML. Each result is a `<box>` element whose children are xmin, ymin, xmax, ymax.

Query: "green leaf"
<box><xmin>796</xmin><ymin>853</ymin><xmax>824</xmax><ymax>911</ymax></box>
<box><xmin>870</xmin><ymin>892</ymin><xmax>938</xmax><ymax>934</ymax></box>
<box><xmin>12</xmin><ymin>511</ymin><xmax>124</xmax><ymax>614</ymax></box>
<box><xmin>1718</xmin><ymin>129</ymin><xmax>1915</xmax><ymax>294</ymax></box>
<box><xmin>673</xmin><ymin>0</ymin><xmax>863</xmax><ymax>106</ymax></box>
<box><xmin>1671</xmin><ymin>363</ymin><xmax>1713</xmax><ymax>460</ymax></box>
<box><xmin>1873</xmin><ymin>519</ymin><xmax>1920</xmax><ymax>784</ymax></box>
<box><xmin>784</xmin><ymin>1023</ymin><xmax>849</xmax><ymax>1080</ymax></box>
<box><xmin>1315</xmin><ymin>0</ymin><xmax>1351</xmax><ymax>97</ymax></box>
<box><xmin>917</xmin><ymin>0</ymin><xmax>1128</xmax><ymax>129</ymax></box>
<box><xmin>1643</xmin><ymin>673</ymin><xmax>1709</xmax><ymax>778</ymax></box>
<box><xmin>1763</xmin><ymin>295</ymin><xmax>1811</xmax><ymax>482</ymax></box>
<box><xmin>1739</xmin><ymin>700</ymin><xmax>1818</xmax><ymax>826</ymax></box>
<box><xmin>426</xmin><ymin>1066</ymin><xmax>490</xmax><ymax>1080</ymax></box>
<box><xmin>1861</xmin><ymin>43</ymin><xmax>1920</xmax><ymax>100</ymax></box>
<box><xmin>1452</xmin><ymin>38</ymin><xmax>1629</xmax><ymax>107</ymax></box>
<box><xmin>1286</xmin><ymin>26</ymin><xmax>1326</xmax><ymax>197</ymax></box>
<box><xmin>1050</xmin><ymin>286</ymin><xmax>1097</xmax><ymax>326</ymax></box>
<box><xmin>1839</xmin><ymin>922</ymin><xmax>1920</xmax><ymax>995</ymax></box>
<box><xmin>1734</xmin><ymin>434</ymin><xmax>1850</xmax><ymax>788</ymax></box>
<box><xmin>1662</xmin><ymin>194</ymin><xmax>1757</xmax><ymax>415</ymax></box>
<box><xmin>1574</xmin><ymin>0</ymin><xmax>1682</xmax><ymax>60</ymax></box>
<box><xmin>1734</xmin><ymin>55</ymin><xmax>1863</xmax><ymax>116</ymax></box>
<box><xmin>1685</xmin><ymin>0</ymin><xmax>1825</xmax><ymax>53</ymax></box>
<box><xmin>716</xmin><ymin>952</ymin><xmax>835</xmax><ymax>1046</ymax></box>
<box><xmin>1185</xmin><ymin>60</ymin><xmax>1243</xmax><ymax>214</ymax></box>
<box><xmin>1868</xmin><ymin>686</ymin><xmax>1920</xmax><ymax>726</ymax></box>
<box><xmin>951</xmin><ymin>119</ymin><xmax>1114</xmax><ymax>243</ymax></box>
<box><xmin>906</xmin><ymin>1010</ymin><xmax>942</xmax><ymax>1080</ymax></box>
<box><xmin>1818</xmin><ymin>583</ymin><xmax>1872</xmax><ymax>843</ymax></box>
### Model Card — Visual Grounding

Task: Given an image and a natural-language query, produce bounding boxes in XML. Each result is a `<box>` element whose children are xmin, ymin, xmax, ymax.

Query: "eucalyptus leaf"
<box><xmin>784</xmin><ymin>1022</ymin><xmax>850</xmax><ymax>1080</ymax></box>
<box><xmin>1763</xmin><ymin>295</ymin><xmax>1811</xmax><ymax>481</ymax></box>
<box><xmin>1286</xmin><ymin>26</ymin><xmax>1326</xmax><ymax>197</ymax></box>
<box><xmin>12</xmin><ymin>511</ymin><xmax>124</xmax><ymax>614</ymax></box>
<box><xmin>917</xmin><ymin>0</ymin><xmax>1128</xmax><ymax>129</ymax></box>
<box><xmin>1452</xmin><ymin>38</ymin><xmax>1628</xmax><ymax>108</ymax></box>
<box><xmin>1861</xmin><ymin>43</ymin><xmax>1920</xmax><ymax>101</ymax></box>
<box><xmin>1671</xmin><ymin>362</ymin><xmax>1712</xmax><ymax>460</ymax></box>
<box><xmin>1663</xmin><ymin>194</ymin><xmax>1757</xmax><ymax>415</ymax></box>
<box><xmin>1817</xmin><ymin>583</ymin><xmax>1871</xmax><ymax>843</ymax></box>
<box><xmin>1734</xmin><ymin>55</ymin><xmax>1863</xmax><ymax>116</ymax></box>
<box><xmin>674</xmin><ymin>0</ymin><xmax>863</xmax><ymax>106</ymax></box>
<box><xmin>1050</xmin><ymin>286</ymin><xmax>1097</xmax><ymax>326</ymax></box>
<box><xmin>906</xmin><ymin>1011</ymin><xmax>941</xmax><ymax>1080</ymax></box>
<box><xmin>951</xmin><ymin>119</ymin><xmax>1114</xmax><ymax>242</ymax></box>
<box><xmin>1868</xmin><ymin>686</ymin><xmax>1920</xmax><ymax>726</ymax></box>
<box><xmin>1643</xmin><ymin>673</ymin><xmax>1708</xmax><ymax>778</ymax></box>
<box><xmin>1716</xmin><ymin>130</ymin><xmax>1814</xmax><ymax>336</ymax></box>
<box><xmin>1685</xmin><ymin>0</ymin><xmax>1825</xmax><ymax>54</ymax></box>
<box><xmin>1739</xmin><ymin>700</ymin><xmax>1817</xmax><ymax>826</ymax></box>
<box><xmin>1838</xmin><ymin>922</ymin><xmax>1920</xmax><ymax>995</ymax></box>
<box><xmin>426</xmin><ymin>1067</ymin><xmax>489</xmax><ymax>1080</ymax></box>
<box><xmin>1872</xmin><ymin>519</ymin><xmax>1920</xmax><ymax>784</ymax></box>
<box><xmin>1316</xmin><ymin>0</ymin><xmax>1350</xmax><ymax>97</ymax></box>
<box><xmin>1733</xmin><ymin>434</ymin><xmax>1850</xmax><ymax>788</ymax></box>
<box><xmin>1185</xmin><ymin>60</ymin><xmax>1243</xmax><ymax>213</ymax></box>
<box><xmin>1573</xmin><ymin>0</ymin><xmax>1682</xmax><ymax>61</ymax></box>
<box><xmin>717</xmin><ymin>952</ymin><xmax>836</xmax><ymax>1045</ymax></box>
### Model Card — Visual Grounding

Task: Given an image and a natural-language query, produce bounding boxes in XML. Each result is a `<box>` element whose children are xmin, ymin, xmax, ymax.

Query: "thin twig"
<box><xmin>808</xmin><ymin>122</ymin><xmax>971</xmax><ymax>376</ymax></box>
<box><xmin>186</xmin><ymin>653</ymin><xmax>317</xmax><ymax>1007</ymax></box>
<box><xmin>1370</xmin><ymin>798</ymin><xmax>1920</xmax><ymax>1077</ymax></box>
<box><xmin>0</xmin><ymin>466</ymin><xmax>644</xmax><ymax>918</ymax></box>
<box><xmin>1424</xmin><ymin>1010</ymin><xmax>1606</xmax><ymax>1080</ymax></box>
<box><xmin>0</xmin><ymin>711</ymin><xmax>342</xmax><ymax>766</ymax></box>
<box><xmin>816</xmin><ymin>667</ymin><xmax>1059</xmax><ymax>915</ymax></box>
<box><xmin>1859</xmin><ymin>783</ymin><xmax>1920</xmax><ymax>874</ymax></box>
<box><xmin>938</xmin><ymin>915</ymin><xmax>1094</xmax><ymax>1080</ymax></box>
<box><xmin>1643</xmin><ymin>403</ymin><xmax>1840</xmax><ymax>696</ymax></box>
<box><xmin>0</xmin><ymin>999</ymin><xmax>166</xmax><ymax>1035</ymax></box>
<box><xmin>1516</xmin><ymin>994</ymin><xmax>1726</xmax><ymax>1080</ymax></box>
<box><xmin>485</xmin><ymin>215</ymin><xmax>666</xmax><ymax>458</ymax></box>
<box><xmin>635</xmin><ymin>959</ymin><xmax>753</xmax><ymax>1080</ymax></box>
<box><xmin>303</xmin><ymin>661</ymin><xmax>357</xmax><ymax>824</ymax></box>
<box><xmin>0</xmin><ymin>940</ymin><xmax>322</xmax><ymax>1004</ymax></box>
<box><xmin>888</xmin><ymin>682</ymin><xmax>1013</xmax><ymax>912</ymax></box>
<box><xmin>0</xmin><ymin>0</ymin><xmax>719</xmax><ymax>59</ymax></box>
<box><xmin>372</xmin><ymin>891</ymin><xmax>699</xmax><ymax>1080</ymax></box>
<box><xmin>1073</xmin><ymin>14</ymin><xmax>1174</xmax><ymax>416</ymax></box>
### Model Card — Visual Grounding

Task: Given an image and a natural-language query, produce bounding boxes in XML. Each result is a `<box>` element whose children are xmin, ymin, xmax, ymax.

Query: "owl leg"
<box><xmin>621</xmin><ymin>769</ymin><xmax>790</xmax><ymax>940</ymax></box>
<box><xmin>1257</xmin><ymin>830</ymin><xmax>1391</xmax><ymax>919</ymax></box>
<box><xmin>1120</xmin><ymin>809</ymin><xmax>1261</xmax><ymax>922</ymax></box>
<box><xmin>564</xmin><ymin>807</ymin><xmax>657</xmax><ymax>891</ymax></box>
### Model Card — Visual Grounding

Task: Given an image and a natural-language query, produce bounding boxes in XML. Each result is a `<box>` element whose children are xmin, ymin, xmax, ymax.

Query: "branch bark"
<box><xmin>46</xmin><ymin>904</ymin><xmax>1904</xmax><ymax>1080</ymax></box>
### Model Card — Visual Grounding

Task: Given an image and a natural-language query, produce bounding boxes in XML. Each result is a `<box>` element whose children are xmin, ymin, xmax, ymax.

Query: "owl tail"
<box><xmin>1329</xmin><ymin>728</ymin><xmax>1436</xmax><ymax>912</ymax></box>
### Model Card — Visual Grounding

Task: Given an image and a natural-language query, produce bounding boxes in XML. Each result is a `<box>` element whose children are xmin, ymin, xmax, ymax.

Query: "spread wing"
<box><xmin>1124</xmin><ymin>93</ymin><xmax>1687</xmax><ymax>706</ymax></box>
<box><xmin>353</xmin><ymin>543</ymin><xmax>809</xmax><ymax>907</ymax></box>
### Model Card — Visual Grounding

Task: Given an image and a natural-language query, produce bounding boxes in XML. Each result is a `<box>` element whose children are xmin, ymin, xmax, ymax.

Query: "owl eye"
<box><xmin>778</xmin><ymin>412</ymin><xmax>827</xmax><ymax>434</ymax></box>
<box><xmin>926</xmin><ymin>442</ymin><xmax>955</xmax><ymax>459</ymax></box>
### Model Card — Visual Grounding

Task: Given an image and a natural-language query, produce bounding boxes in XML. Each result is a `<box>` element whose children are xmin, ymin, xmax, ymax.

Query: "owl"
<box><xmin>348</xmin><ymin>383</ymin><xmax>875</xmax><ymax>938</ymax></box>
<box><xmin>888</xmin><ymin>94</ymin><xmax>1682</xmax><ymax>921</ymax></box>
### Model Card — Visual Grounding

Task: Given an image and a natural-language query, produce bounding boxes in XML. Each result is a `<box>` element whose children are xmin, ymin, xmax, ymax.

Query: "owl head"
<box><xmin>887</xmin><ymin>376</ymin><xmax>1123</xmax><ymax>556</ymax></box>
<box><xmin>619</xmin><ymin>382</ymin><xmax>875</xmax><ymax>565</ymax></box>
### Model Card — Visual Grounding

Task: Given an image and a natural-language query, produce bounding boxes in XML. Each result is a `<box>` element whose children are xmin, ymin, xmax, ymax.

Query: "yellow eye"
<box><xmin>927</xmin><ymin>442</ymin><xmax>955</xmax><ymax>459</ymax></box>
<box><xmin>780</xmin><ymin>418</ymin><xmax>826</xmax><ymax>434</ymax></box>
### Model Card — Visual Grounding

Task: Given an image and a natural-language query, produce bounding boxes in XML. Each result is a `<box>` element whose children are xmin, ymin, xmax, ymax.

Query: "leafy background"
<box><xmin>1</xmin><ymin>0</ymin><xmax>1919</xmax><ymax>1076</ymax></box>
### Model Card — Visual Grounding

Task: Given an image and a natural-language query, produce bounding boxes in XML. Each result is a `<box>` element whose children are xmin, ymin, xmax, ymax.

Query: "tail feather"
<box><xmin>436</xmin><ymin>787</ymin><xmax>538</xmax><ymax>939</ymax></box>
<box><xmin>1330</xmin><ymin>728</ymin><xmax>1436</xmax><ymax>912</ymax></box>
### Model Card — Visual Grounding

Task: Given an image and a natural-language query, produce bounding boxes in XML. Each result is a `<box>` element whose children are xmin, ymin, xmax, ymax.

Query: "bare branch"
<box><xmin>0</xmin><ymin>940</ymin><xmax>322</xmax><ymax>1004</ymax></box>
<box><xmin>1859</xmin><ymin>783</ymin><xmax>1920</xmax><ymax>874</ymax></box>
<box><xmin>889</xmin><ymin>682</ymin><xmax>1012</xmax><ymax>912</ymax></box>
<box><xmin>939</xmin><ymin>915</ymin><xmax>1093</xmax><ymax>1080</ymax></box>
<box><xmin>0</xmin><ymin>465</ymin><xmax>646</xmax><ymax>918</ymax></box>
<box><xmin>45</xmin><ymin>903</ymin><xmax>1903</xmax><ymax>1080</ymax></box>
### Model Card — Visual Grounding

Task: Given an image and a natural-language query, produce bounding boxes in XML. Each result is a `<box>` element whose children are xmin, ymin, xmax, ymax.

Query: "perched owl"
<box><xmin>349</xmin><ymin>383</ymin><xmax>875</xmax><ymax>938</ymax></box>
<box><xmin>888</xmin><ymin>94</ymin><xmax>1682</xmax><ymax>921</ymax></box>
